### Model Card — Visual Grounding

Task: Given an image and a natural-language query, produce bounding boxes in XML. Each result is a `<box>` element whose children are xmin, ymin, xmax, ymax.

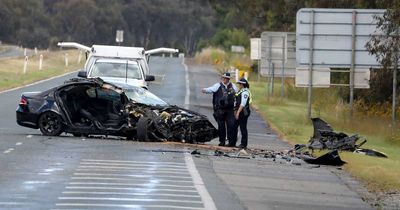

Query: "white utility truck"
<box><xmin>58</xmin><ymin>42</ymin><xmax>178</xmax><ymax>89</ymax></box>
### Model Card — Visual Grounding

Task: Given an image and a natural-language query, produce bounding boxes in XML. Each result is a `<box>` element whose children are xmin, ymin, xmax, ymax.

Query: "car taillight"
<box><xmin>19</xmin><ymin>97</ymin><xmax>28</xmax><ymax>106</ymax></box>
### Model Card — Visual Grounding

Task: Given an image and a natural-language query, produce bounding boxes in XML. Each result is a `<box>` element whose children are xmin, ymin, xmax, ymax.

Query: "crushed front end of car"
<box><xmin>124</xmin><ymin>103</ymin><xmax>218</xmax><ymax>143</ymax></box>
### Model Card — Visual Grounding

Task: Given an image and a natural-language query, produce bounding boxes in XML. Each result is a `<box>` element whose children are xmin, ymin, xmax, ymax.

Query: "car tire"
<box><xmin>38</xmin><ymin>112</ymin><xmax>64</xmax><ymax>136</ymax></box>
<box><xmin>137</xmin><ymin>117</ymin><xmax>149</xmax><ymax>142</ymax></box>
<box><xmin>72</xmin><ymin>133</ymin><xmax>88</xmax><ymax>137</ymax></box>
<box><xmin>72</xmin><ymin>133</ymin><xmax>82</xmax><ymax>137</ymax></box>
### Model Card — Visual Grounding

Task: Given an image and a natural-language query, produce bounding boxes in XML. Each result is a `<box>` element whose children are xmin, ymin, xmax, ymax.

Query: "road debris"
<box><xmin>297</xmin><ymin>118</ymin><xmax>387</xmax><ymax>159</ymax></box>
<box><xmin>300</xmin><ymin>150</ymin><xmax>346</xmax><ymax>166</ymax></box>
<box><xmin>307</xmin><ymin>118</ymin><xmax>366</xmax><ymax>151</ymax></box>
<box><xmin>353</xmin><ymin>148</ymin><xmax>388</xmax><ymax>158</ymax></box>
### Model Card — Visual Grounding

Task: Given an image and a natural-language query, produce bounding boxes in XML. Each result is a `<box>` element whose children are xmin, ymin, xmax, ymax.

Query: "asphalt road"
<box><xmin>0</xmin><ymin>45</ymin><xmax>32</xmax><ymax>59</ymax></box>
<box><xmin>0</xmin><ymin>57</ymin><xmax>372</xmax><ymax>210</ymax></box>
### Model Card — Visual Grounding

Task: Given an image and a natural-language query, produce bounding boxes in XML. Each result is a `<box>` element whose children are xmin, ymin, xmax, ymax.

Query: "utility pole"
<box><xmin>392</xmin><ymin>28</ymin><xmax>399</xmax><ymax>126</ymax></box>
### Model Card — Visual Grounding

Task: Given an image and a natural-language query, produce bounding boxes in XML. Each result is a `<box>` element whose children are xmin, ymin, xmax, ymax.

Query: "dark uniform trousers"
<box><xmin>214</xmin><ymin>109</ymin><xmax>236</xmax><ymax>145</ymax></box>
<box><xmin>235</xmin><ymin>110</ymin><xmax>250</xmax><ymax>147</ymax></box>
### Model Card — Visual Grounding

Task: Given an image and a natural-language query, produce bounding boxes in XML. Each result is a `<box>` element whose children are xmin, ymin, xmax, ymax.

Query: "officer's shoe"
<box><xmin>218</xmin><ymin>142</ymin><xmax>225</xmax><ymax>146</ymax></box>
<box><xmin>226</xmin><ymin>144</ymin><xmax>236</xmax><ymax>147</ymax></box>
<box><xmin>237</xmin><ymin>144</ymin><xmax>247</xmax><ymax>149</ymax></box>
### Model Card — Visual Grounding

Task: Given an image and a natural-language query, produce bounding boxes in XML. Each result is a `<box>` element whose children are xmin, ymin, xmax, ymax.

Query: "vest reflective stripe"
<box><xmin>235</xmin><ymin>88</ymin><xmax>252</xmax><ymax>111</ymax></box>
<box><xmin>235</xmin><ymin>88</ymin><xmax>252</xmax><ymax>104</ymax></box>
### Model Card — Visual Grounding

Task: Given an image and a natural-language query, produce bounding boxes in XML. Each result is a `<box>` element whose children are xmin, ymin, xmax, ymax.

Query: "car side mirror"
<box><xmin>145</xmin><ymin>75</ymin><xmax>155</xmax><ymax>82</ymax></box>
<box><xmin>77</xmin><ymin>70</ymin><xmax>87</xmax><ymax>78</ymax></box>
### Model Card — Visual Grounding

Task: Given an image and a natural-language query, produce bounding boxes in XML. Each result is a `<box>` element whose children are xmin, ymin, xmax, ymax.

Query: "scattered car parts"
<box><xmin>308</xmin><ymin>118</ymin><xmax>366</xmax><ymax>151</ymax></box>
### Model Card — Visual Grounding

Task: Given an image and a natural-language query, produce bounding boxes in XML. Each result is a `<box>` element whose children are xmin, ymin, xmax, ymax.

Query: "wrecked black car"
<box><xmin>16</xmin><ymin>78</ymin><xmax>218</xmax><ymax>143</ymax></box>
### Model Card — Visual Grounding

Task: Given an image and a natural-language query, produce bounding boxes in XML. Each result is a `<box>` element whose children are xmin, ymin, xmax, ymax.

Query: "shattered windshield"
<box><xmin>124</xmin><ymin>87</ymin><xmax>168</xmax><ymax>106</ymax></box>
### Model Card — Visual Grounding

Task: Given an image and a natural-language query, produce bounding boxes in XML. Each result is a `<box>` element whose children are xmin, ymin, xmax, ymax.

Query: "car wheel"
<box><xmin>38</xmin><ymin>112</ymin><xmax>64</xmax><ymax>136</ymax></box>
<box><xmin>137</xmin><ymin>117</ymin><xmax>149</xmax><ymax>142</ymax></box>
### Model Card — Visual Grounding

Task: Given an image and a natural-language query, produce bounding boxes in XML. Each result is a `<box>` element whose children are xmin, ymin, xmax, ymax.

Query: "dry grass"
<box><xmin>194</xmin><ymin>47</ymin><xmax>252</xmax><ymax>73</ymax></box>
<box><xmin>0</xmin><ymin>49</ymin><xmax>84</xmax><ymax>91</ymax></box>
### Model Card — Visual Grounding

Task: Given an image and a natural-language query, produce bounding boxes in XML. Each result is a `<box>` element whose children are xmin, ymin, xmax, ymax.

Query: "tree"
<box><xmin>365</xmin><ymin>2</ymin><xmax>400</xmax><ymax>122</ymax></box>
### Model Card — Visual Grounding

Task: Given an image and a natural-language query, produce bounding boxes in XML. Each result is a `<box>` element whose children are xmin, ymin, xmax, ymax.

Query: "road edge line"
<box><xmin>184</xmin><ymin>153</ymin><xmax>217</xmax><ymax>210</ymax></box>
<box><xmin>182</xmin><ymin>57</ymin><xmax>190</xmax><ymax>109</ymax></box>
<box><xmin>0</xmin><ymin>70</ymin><xmax>78</xmax><ymax>94</ymax></box>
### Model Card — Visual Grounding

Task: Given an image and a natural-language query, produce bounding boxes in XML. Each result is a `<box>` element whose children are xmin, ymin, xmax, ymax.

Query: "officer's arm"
<box><xmin>202</xmin><ymin>83</ymin><xmax>220</xmax><ymax>94</ymax></box>
<box><xmin>240</xmin><ymin>92</ymin><xmax>249</xmax><ymax>107</ymax></box>
<box><xmin>232</xmin><ymin>83</ymin><xmax>239</xmax><ymax>92</ymax></box>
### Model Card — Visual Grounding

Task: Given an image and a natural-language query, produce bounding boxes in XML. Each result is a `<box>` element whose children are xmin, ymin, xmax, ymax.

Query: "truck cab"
<box><xmin>58</xmin><ymin>42</ymin><xmax>178</xmax><ymax>89</ymax></box>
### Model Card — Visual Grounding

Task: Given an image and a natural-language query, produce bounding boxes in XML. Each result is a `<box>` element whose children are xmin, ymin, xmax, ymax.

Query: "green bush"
<box><xmin>209</xmin><ymin>28</ymin><xmax>249</xmax><ymax>51</ymax></box>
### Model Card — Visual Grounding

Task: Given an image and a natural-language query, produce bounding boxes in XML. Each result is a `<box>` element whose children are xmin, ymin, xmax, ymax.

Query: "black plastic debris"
<box><xmin>191</xmin><ymin>149</ymin><xmax>201</xmax><ymax>155</ymax></box>
<box><xmin>301</xmin><ymin>150</ymin><xmax>346</xmax><ymax>166</ymax></box>
<box><xmin>354</xmin><ymin>148</ymin><xmax>388</xmax><ymax>158</ymax></box>
<box><xmin>214</xmin><ymin>150</ymin><xmax>225</xmax><ymax>156</ymax></box>
<box><xmin>308</xmin><ymin>118</ymin><xmax>366</xmax><ymax>151</ymax></box>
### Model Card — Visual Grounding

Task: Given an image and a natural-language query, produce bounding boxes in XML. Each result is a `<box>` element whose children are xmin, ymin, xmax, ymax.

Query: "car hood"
<box><xmin>97</xmin><ymin>77</ymin><xmax>147</xmax><ymax>88</ymax></box>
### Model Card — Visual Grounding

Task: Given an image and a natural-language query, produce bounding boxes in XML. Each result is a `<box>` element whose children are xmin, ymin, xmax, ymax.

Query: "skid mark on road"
<box><xmin>54</xmin><ymin>158</ymin><xmax>212</xmax><ymax>210</ymax></box>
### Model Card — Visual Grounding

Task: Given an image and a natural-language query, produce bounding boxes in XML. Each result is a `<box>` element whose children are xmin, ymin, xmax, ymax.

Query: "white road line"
<box><xmin>79</xmin><ymin>162</ymin><xmax>187</xmax><ymax>168</ymax></box>
<box><xmin>81</xmin><ymin>159</ymin><xmax>186</xmax><ymax>166</ymax></box>
<box><xmin>74</xmin><ymin>170</ymin><xmax>191</xmax><ymax>176</ymax></box>
<box><xmin>3</xmin><ymin>148</ymin><xmax>14</xmax><ymax>154</ymax></box>
<box><xmin>184</xmin><ymin>153</ymin><xmax>217</xmax><ymax>210</ymax></box>
<box><xmin>58</xmin><ymin>197</ymin><xmax>203</xmax><ymax>204</ymax></box>
<box><xmin>0</xmin><ymin>71</ymin><xmax>77</xmax><ymax>94</ymax></box>
<box><xmin>182</xmin><ymin>58</ymin><xmax>190</xmax><ymax>109</ymax></box>
<box><xmin>15</xmin><ymin>142</ymin><xmax>22</xmax><ymax>146</ymax></box>
<box><xmin>68</xmin><ymin>182</ymin><xmax>196</xmax><ymax>189</ymax></box>
<box><xmin>78</xmin><ymin>165</ymin><xmax>188</xmax><ymax>172</ymax></box>
<box><xmin>74</xmin><ymin>171</ymin><xmax>192</xmax><ymax>179</ymax></box>
<box><xmin>71</xmin><ymin>177</ymin><xmax>194</xmax><ymax>183</ymax></box>
<box><xmin>62</xmin><ymin>191</ymin><xmax>201</xmax><ymax>198</ymax></box>
<box><xmin>65</xmin><ymin>186</ymin><xmax>198</xmax><ymax>193</ymax></box>
<box><xmin>54</xmin><ymin>203</ymin><xmax>204</xmax><ymax>210</ymax></box>
<box><xmin>0</xmin><ymin>202</ymin><xmax>23</xmax><ymax>205</ymax></box>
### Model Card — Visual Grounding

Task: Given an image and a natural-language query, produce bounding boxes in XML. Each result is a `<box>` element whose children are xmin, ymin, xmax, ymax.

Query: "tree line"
<box><xmin>0</xmin><ymin>0</ymin><xmax>216</xmax><ymax>55</ymax></box>
<box><xmin>1</xmin><ymin>0</ymin><xmax>395</xmax><ymax>54</ymax></box>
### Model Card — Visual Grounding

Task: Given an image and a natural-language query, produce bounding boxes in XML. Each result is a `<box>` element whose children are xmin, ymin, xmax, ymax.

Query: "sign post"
<box><xmin>393</xmin><ymin>29</ymin><xmax>399</xmax><ymax>125</ymax></box>
<box><xmin>307</xmin><ymin>10</ymin><xmax>315</xmax><ymax>119</ymax></box>
<box><xmin>23</xmin><ymin>56</ymin><xmax>28</xmax><ymax>74</ymax></box>
<box><xmin>39</xmin><ymin>54</ymin><xmax>43</xmax><ymax>70</ymax></box>
<box><xmin>78</xmin><ymin>50</ymin><xmax>82</xmax><ymax>64</ymax></box>
<box><xmin>250</xmin><ymin>38</ymin><xmax>261</xmax><ymax>81</ymax></box>
<box><xmin>116</xmin><ymin>30</ymin><xmax>124</xmax><ymax>45</ymax></box>
<box><xmin>64</xmin><ymin>53</ymin><xmax>68</xmax><ymax>67</ymax></box>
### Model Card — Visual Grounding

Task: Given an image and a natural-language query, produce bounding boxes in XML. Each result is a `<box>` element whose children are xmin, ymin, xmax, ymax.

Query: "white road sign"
<box><xmin>250</xmin><ymin>38</ymin><xmax>261</xmax><ymax>60</ymax></box>
<box><xmin>116</xmin><ymin>30</ymin><xmax>124</xmax><ymax>43</ymax></box>
<box><xmin>296</xmin><ymin>8</ymin><xmax>385</xmax><ymax>69</ymax></box>
<box><xmin>260</xmin><ymin>32</ymin><xmax>296</xmax><ymax>77</ymax></box>
<box><xmin>231</xmin><ymin>45</ymin><xmax>245</xmax><ymax>53</ymax></box>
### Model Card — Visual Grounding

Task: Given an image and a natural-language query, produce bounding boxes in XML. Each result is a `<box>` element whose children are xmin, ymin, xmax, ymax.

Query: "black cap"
<box><xmin>221</xmin><ymin>72</ymin><xmax>231</xmax><ymax>79</ymax></box>
<box><xmin>237</xmin><ymin>78</ymin><xmax>248</xmax><ymax>85</ymax></box>
<box><xmin>237</xmin><ymin>78</ymin><xmax>250</xmax><ymax>88</ymax></box>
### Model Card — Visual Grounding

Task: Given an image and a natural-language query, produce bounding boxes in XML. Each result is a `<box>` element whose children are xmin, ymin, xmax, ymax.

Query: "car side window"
<box><xmin>96</xmin><ymin>87</ymin><xmax>121</xmax><ymax>101</ymax></box>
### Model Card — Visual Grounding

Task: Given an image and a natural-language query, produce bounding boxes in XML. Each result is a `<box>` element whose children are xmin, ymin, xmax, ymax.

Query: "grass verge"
<box><xmin>0</xmin><ymin>49</ymin><xmax>83</xmax><ymax>91</ymax></box>
<box><xmin>251</xmin><ymin>78</ymin><xmax>400</xmax><ymax>192</ymax></box>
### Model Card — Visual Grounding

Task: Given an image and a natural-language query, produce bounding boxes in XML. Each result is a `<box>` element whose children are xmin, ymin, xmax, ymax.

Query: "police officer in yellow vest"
<box><xmin>234</xmin><ymin>78</ymin><xmax>252</xmax><ymax>148</ymax></box>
